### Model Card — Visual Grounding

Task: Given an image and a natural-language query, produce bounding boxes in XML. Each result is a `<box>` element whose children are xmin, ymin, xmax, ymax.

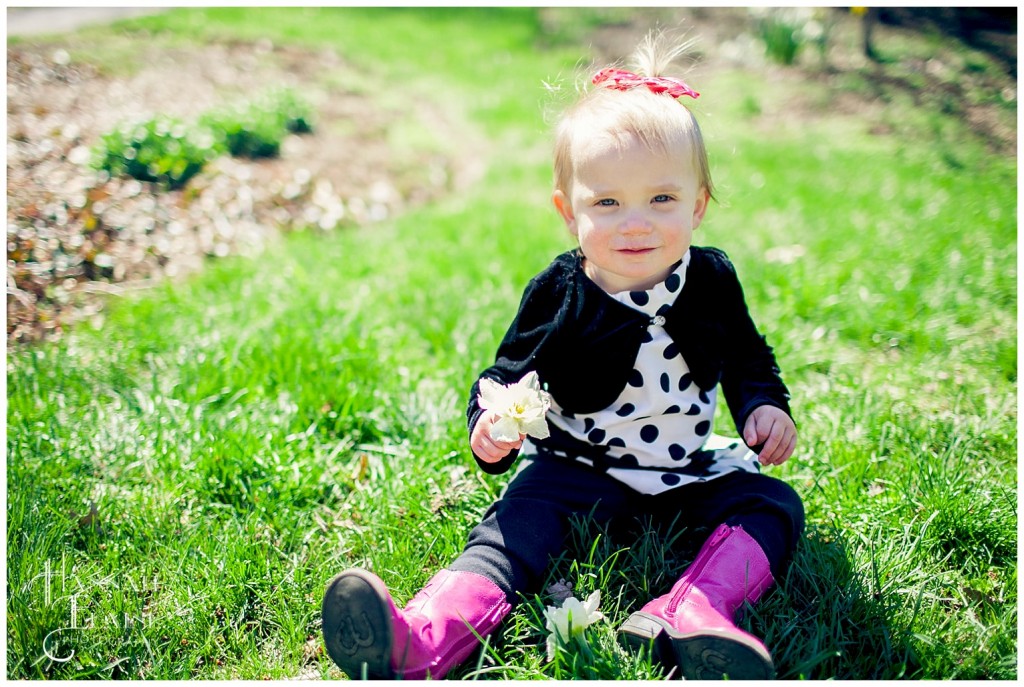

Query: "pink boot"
<box><xmin>619</xmin><ymin>524</ymin><xmax>776</xmax><ymax>679</ymax></box>
<box><xmin>322</xmin><ymin>568</ymin><xmax>511</xmax><ymax>680</ymax></box>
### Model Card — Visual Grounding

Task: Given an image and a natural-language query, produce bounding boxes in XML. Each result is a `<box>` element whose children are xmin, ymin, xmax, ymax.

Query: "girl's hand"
<box><xmin>743</xmin><ymin>405</ymin><xmax>797</xmax><ymax>466</ymax></box>
<box><xmin>471</xmin><ymin>412</ymin><xmax>525</xmax><ymax>463</ymax></box>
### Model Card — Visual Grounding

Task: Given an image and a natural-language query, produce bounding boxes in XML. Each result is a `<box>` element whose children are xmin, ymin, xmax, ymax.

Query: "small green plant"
<box><xmin>91</xmin><ymin>116</ymin><xmax>216</xmax><ymax>189</ymax></box>
<box><xmin>201</xmin><ymin>89</ymin><xmax>315</xmax><ymax>158</ymax></box>
<box><xmin>269</xmin><ymin>88</ymin><xmax>316</xmax><ymax>134</ymax></box>
<box><xmin>750</xmin><ymin>7</ymin><xmax>829</xmax><ymax>66</ymax></box>
<box><xmin>92</xmin><ymin>89</ymin><xmax>316</xmax><ymax>188</ymax></box>
<box><xmin>201</xmin><ymin>103</ymin><xmax>283</xmax><ymax>158</ymax></box>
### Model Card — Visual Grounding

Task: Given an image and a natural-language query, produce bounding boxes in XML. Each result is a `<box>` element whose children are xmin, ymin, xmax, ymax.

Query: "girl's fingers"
<box><xmin>754</xmin><ymin>417</ymin><xmax>782</xmax><ymax>464</ymax></box>
<box><xmin>761</xmin><ymin>428</ymin><xmax>796</xmax><ymax>466</ymax></box>
<box><xmin>744</xmin><ymin>422</ymin><xmax>760</xmax><ymax>447</ymax></box>
<box><xmin>780</xmin><ymin>434</ymin><xmax>797</xmax><ymax>463</ymax></box>
<box><xmin>472</xmin><ymin>434</ymin><xmax>500</xmax><ymax>462</ymax></box>
<box><xmin>759</xmin><ymin>421</ymin><xmax>782</xmax><ymax>460</ymax></box>
<box><xmin>474</xmin><ymin>434</ymin><xmax>524</xmax><ymax>463</ymax></box>
<box><xmin>747</xmin><ymin>407</ymin><xmax>798</xmax><ymax>466</ymax></box>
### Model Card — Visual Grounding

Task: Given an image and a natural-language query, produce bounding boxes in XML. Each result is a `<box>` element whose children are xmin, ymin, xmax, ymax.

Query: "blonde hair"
<box><xmin>552</xmin><ymin>32</ymin><xmax>713</xmax><ymax>200</ymax></box>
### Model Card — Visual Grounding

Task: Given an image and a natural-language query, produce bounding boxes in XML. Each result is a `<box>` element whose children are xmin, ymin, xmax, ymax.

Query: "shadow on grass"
<box><xmin>767</xmin><ymin>524</ymin><xmax>920</xmax><ymax>679</ymax></box>
<box><xmin>535</xmin><ymin>516</ymin><xmax>922</xmax><ymax>679</ymax></box>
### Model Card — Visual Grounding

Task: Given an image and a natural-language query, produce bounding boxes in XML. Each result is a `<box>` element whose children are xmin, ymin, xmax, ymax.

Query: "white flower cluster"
<box><xmin>477</xmin><ymin>371</ymin><xmax>553</xmax><ymax>442</ymax></box>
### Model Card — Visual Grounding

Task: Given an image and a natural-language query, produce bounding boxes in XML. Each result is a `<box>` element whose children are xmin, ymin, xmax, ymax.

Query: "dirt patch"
<box><xmin>6</xmin><ymin>39</ymin><xmax>470</xmax><ymax>343</ymax></box>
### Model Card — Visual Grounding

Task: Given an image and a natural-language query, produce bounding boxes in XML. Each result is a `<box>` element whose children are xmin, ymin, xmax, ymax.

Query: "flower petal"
<box><xmin>489</xmin><ymin>415</ymin><xmax>522</xmax><ymax>443</ymax></box>
<box><xmin>477</xmin><ymin>377</ymin><xmax>504</xmax><ymax>410</ymax></box>
<box><xmin>521</xmin><ymin>370</ymin><xmax>541</xmax><ymax>391</ymax></box>
<box><xmin>520</xmin><ymin>416</ymin><xmax>551</xmax><ymax>439</ymax></box>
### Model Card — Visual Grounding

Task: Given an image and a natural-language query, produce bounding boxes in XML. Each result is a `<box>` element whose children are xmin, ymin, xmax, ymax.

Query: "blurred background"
<box><xmin>6</xmin><ymin>6</ymin><xmax>1016</xmax><ymax>343</ymax></box>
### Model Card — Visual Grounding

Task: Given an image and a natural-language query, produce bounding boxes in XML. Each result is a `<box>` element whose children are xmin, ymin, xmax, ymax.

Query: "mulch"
<box><xmin>6</xmin><ymin>39</ymin><xmax>461</xmax><ymax>343</ymax></box>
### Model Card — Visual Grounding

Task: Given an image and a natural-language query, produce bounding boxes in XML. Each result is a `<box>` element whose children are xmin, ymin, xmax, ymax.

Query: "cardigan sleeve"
<box><xmin>712</xmin><ymin>251</ymin><xmax>792</xmax><ymax>437</ymax></box>
<box><xmin>466</xmin><ymin>263</ymin><xmax>568</xmax><ymax>474</ymax></box>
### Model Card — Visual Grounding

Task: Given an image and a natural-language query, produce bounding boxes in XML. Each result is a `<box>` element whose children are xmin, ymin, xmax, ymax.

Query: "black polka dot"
<box><xmin>663</xmin><ymin>343</ymin><xmax>679</xmax><ymax>360</ymax></box>
<box><xmin>616</xmin><ymin>403</ymin><xmax>636</xmax><ymax>417</ymax></box>
<box><xmin>607</xmin><ymin>437</ymin><xmax>626</xmax><ymax>448</ymax></box>
<box><xmin>665</xmin><ymin>273</ymin><xmax>681</xmax><ymax>293</ymax></box>
<box><xmin>628</xmin><ymin>370</ymin><xmax>644</xmax><ymax>387</ymax></box>
<box><xmin>665</xmin><ymin>405</ymin><xmax>681</xmax><ymax>414</ymax></box>
<box><xmin>680</xmin><ymin>452</ymin><xmax>715</xmax><ymax>477</ymax></box>
<box><xmin>669</xmin><ymin>443</ymin><xmax>687</xmax><ymax>460</ymax></box>
<box><xmin>695</xmin><ymin>420</ymin><xmax>711</xmax><ymax>436</ymax></box>
<box><xmin>685</xmin><ymin>403</ymin><xmax>701</xmax><ymax>415</ymax></box>
<box><xmin>619</xmin><ymin>453</ymin><xmax>639</xmax><ymax>467</ymax></box>
<box><xmin>583</xmin><ymin>418</ymin><xmax>595</xmax><ymax>433</ymax></box>
<box><xmin>656</xmin><ymin>304</ymin><xmax>671</xmax><ymax>317</ymax></box>
<box><xmin>588</xmin><ymin>428</ymin><xmax>606</xmax><ymax>443</ymax></box>
<box><xmin>729</xmin><ymin>442</ymin><xmax>739</xmax><ymax>450</ymax></box>
<box><xmin>660</xmin><ymin>373</ymin><xmax>670</xmax><ymax>392</ymax></box>
<box><xmin>661</xmin><ymin>473</ymin><xmax>682</xmax><ymax>486</ymax></box>
<box><xmin>629</xmin><ymin>291</ymin><xmax>649</xmax><ymax>306</ymax></box>
<box><xmin>641</xmin><ymin>330</ymin><xmax>654</xmax><ymax>344</ymax></box>
<box><xmin>678</xmin><ymin>374</ymin><xmax>692</xmax><ymax>391</ymax></box>
<box><xmin>640</xmin><ymin>425</ymin><xmax>659</xmax><ymax>443</ymax></box>
<box><xmin>699</xmin><ymin>389</ymin><xmax>710</xmax><ymax>404</ymax></box>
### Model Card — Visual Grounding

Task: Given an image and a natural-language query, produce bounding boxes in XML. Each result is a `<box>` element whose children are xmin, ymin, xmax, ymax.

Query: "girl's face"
<box><xmin>553</xmin><ymin>134</ymin><xmax>709</xmax><ymax>294</ymax></box>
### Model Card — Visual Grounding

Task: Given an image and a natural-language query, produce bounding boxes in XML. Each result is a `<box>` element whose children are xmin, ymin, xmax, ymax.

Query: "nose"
<box><xmin>621</xmin><ymin>210</ymin><xmax>652</xmax><ymax>234</ymax></box>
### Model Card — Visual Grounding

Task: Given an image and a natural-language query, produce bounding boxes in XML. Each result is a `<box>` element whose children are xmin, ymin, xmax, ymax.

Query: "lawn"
<box><xmin>5</xmin><ymin>7</ymin><xmax>1016</xmax><ymax>680</ymax></box>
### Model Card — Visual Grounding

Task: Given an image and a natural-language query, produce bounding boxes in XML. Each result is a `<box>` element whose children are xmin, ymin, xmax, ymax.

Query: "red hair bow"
<box><xmin>592</xmin><ymin>68</ymin><xmax>700</xmax><ymax>100</ymax></box>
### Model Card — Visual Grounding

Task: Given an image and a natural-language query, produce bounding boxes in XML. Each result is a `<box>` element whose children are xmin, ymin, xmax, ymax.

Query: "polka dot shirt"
<box><xmin>538</xmin><ymin>251</ymin><xmax>759</xmax><ymax>495</ymax></box>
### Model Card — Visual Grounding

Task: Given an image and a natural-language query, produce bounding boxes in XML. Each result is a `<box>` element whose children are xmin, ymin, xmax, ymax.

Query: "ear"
<box><xmin>691</xmin><ymin>188</ymin><xmax>711</xmax><ymax>230</ymax></box>
<box><xmin>552</xmin><ymin>190</ymin><xmax>577</xmax><ymax>236</ymax></box>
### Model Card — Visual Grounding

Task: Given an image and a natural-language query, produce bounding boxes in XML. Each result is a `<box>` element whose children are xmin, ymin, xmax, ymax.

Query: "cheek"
<box><xmin>574</xmin><ymin>226</ymin><xmax>602</xmax><ymax>253</ymax></box>
<box><xmin>575</xmin><ymin>217</ymin><xmax>605</xmax><ymax>240</ymax></box>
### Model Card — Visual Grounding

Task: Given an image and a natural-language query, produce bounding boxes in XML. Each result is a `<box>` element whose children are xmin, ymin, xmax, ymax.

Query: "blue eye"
<box><xmin>653</xmin><ymin>194</ymin><xmax>674</xmax><ymax>203</ymax></box>
<box><xmin>597</xmin><ymin>198</ymin><xmax>617</xmax><ymax>206</ymax></box>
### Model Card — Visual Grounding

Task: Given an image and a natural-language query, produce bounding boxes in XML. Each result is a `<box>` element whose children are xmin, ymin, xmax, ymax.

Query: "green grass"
<box><xmin>6</xmin><ymin>7</ymin><xmax>1016</xmax><ymax>680</ymax></box>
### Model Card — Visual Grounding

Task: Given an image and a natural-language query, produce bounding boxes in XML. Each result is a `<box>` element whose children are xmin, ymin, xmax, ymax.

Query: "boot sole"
<box><xmin>618</xmin><ymin>612</ymin><xmax>678</xmax><ymax>676</ymax></box>
<box><xmin>670</xmin><ymin>629</ymin><xmax>775</xmax><ymax>680</ymax></box>
<box><xmin>322</xmin><ymin>569</ymin><xmax>395</xmax><ymax>680</ymax></box>
<box><xmin>619</xmin><ymin>612</ymin><xmax>775</xmax><ymax>680</ymax></box>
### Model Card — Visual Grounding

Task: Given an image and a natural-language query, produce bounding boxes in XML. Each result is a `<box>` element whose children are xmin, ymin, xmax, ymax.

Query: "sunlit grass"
<box><xmin>6</xmin><ymin>7</ymin><xmax>1016</xmax><ymax>680</ymax></box>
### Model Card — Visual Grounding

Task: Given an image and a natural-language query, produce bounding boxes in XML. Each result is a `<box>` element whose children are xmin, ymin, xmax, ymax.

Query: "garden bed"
<box><xmin>7</xmin><ymin>38</ymin><xmax>466</xmax><ymax>343</ymax></box>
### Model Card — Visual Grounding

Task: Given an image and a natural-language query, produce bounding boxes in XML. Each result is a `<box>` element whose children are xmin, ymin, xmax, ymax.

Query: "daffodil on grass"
<box><xmin>543</xmin><ymin>589</ymin><xmax>607</xmax><ymax>662</ymax></box>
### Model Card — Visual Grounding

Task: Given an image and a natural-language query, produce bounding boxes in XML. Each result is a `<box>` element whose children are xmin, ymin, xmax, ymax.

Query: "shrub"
<box><xmin>92</xmin><ymin>89</ymin><xmax>316</xmax><ymax>188</ymax></box>
<box><xmin>750</xmin><ymin>7</ymin><xmax>829</xmax><ymax>66</ymax></box>
<box><xmin>91</xmin><ymin>116</ymin><xmax>216</xmax><ymax>189</ymax></box>
<box><xmin>269</xmin><ymin>88</ymin><xmax>316</xmax><ymax>134</ymax></box>
<box><xmin>201</xmin><ymin>103</ymin><xmax>283</xmax><ymax>158</ymax></box>
<box><xmin>201</xmin><ymin>89</ymin><xmax>315</xmax><ymax>159</ymax></box>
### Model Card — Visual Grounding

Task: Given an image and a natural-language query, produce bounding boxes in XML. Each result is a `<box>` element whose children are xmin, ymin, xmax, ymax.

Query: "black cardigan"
<box><xmin>466</xmin><ymin>246</ymin><xmax>791</xmax><ymax>475</ymax></box>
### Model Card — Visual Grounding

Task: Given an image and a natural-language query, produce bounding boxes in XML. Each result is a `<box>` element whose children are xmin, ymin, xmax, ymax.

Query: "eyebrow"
<box><xmin>583</xmin><ymin>182</ymin><xmax>685</xmax><ymax>196</ymax></box>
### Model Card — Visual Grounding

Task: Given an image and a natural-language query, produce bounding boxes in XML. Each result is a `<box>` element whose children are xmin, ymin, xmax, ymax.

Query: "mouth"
<box><xmin>617</xmin><ymin>247</ymin><xmax>656</xmax><ymax>255</ymax></box>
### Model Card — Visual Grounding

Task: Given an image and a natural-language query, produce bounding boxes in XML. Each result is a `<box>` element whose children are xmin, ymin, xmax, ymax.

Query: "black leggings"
<box><xmin>448</xmin><ymin>455</ymin><xmax>805</xmax><ymax>599</ymax></box>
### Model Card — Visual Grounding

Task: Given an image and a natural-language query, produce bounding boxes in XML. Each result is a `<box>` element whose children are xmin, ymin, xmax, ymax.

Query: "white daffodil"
<box><xmin>477</xmin><ymin>371</ymin><xmax>553</xmax><ymax>442</ymax></box>
<box><xmin>543</xmin><ymin>590</ymin><xmax>605</xmax><ymax>661</ymax></box>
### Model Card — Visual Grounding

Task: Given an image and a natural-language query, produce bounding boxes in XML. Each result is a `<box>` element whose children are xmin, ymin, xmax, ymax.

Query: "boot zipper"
<box><xmin>666</xmin><ymin>525</ymin><xmax>730</xmax><ymax>615</ymax></box>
